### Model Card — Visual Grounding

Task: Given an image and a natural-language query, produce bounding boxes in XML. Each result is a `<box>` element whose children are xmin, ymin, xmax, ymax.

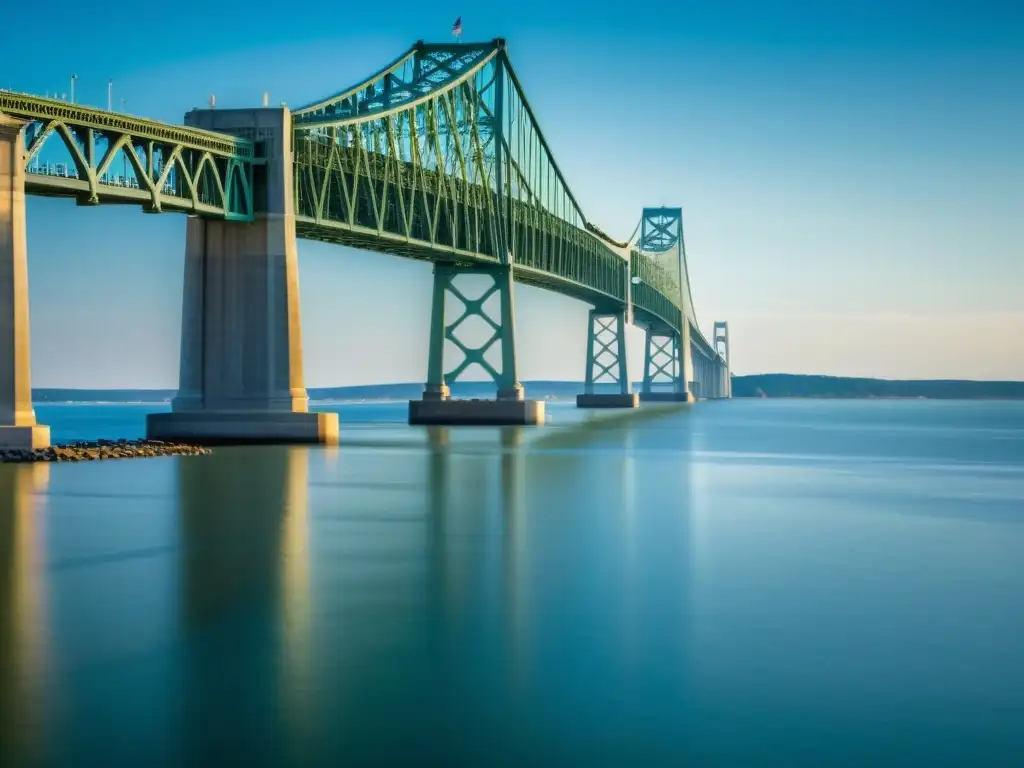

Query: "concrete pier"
<box><xmin>147</xmin><ymin>107</ymin><xmax>337</xmax><ymax>445</ymax></box>
<box><xmin>0</xmin><ymin>116</ymin><xmax>49</xmax><ymax>450</ymax></box>
<box><xmin>409</xmin><ymin>397</ymin><xmax>545</xmax><ymax>426</ymax></box>
<box><xmin>576</xmin><ymin>393</ymin><xmax>639</xmax><ymax>408</ymax></box>
<box><xmin>639</xmin><ymin>391</ymin><xmax>694</xmax><ymax>403</ymax></box>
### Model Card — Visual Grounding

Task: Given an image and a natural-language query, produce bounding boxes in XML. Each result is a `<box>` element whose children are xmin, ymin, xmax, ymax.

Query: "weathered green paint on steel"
<box><xmin>291</xmin><ymin>40</ymin><xmax>631</xmax><ymax>313</ymax></box>
<box><xmin>0</xmin><ymin>91</ymin><xmax>255</xmax><ymax>221</ymax></box>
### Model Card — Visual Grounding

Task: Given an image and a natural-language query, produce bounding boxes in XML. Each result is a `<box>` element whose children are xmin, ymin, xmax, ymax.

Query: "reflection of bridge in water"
<box><xmin>1</xmin><ymin>37</ymin><xmax>731</xmax><ymax>450</ymax></box>
<box><xmin>0</xmin><ymin>464</ymin><xmax>50</xmax><ymax>768</ymax></box>
<box><xmin>0</xmin><ymin>405</ymin><xmax>701</xmax><ymax>762</ymax></box>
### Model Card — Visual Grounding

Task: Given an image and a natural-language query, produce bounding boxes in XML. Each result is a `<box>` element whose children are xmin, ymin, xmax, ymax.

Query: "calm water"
<box><xmin>2</xmin><ymin>400</ymin><xmax>1023</xmax><ymax>766</ymax></box>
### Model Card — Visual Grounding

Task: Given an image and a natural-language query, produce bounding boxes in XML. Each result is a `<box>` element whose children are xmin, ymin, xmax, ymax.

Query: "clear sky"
<box><xmin>7</xmin><ymin>0</ymin><xmax>1024</xmax><ymax>387</ymax></box>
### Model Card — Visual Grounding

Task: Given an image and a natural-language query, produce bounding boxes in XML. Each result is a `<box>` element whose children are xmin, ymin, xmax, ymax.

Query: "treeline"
<box><xmin>731</xmin><ymin>374</ymin><xmax>1024</xmax><ymax>400</ymax></box>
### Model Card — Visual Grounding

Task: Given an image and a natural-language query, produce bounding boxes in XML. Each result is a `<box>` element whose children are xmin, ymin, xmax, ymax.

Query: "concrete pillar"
<box><xmin>0</xmin><ymin>115</ymin><xmax>49</xmax><ymax>450</ymax></box>
<box><xmin>147</xmin><ymin>108</ymin><xmax>336</xmax><ymax>444</ymax></box>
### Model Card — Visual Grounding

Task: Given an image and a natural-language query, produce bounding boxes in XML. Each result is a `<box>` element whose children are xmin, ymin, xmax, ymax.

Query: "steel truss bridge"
<box><xmin>0</xmin><ymin>38</ymin><xmax>730</xmax><ymax>447</ymax></box>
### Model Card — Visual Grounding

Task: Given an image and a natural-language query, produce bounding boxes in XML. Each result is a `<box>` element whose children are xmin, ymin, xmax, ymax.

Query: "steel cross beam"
<box><xmin>647</xmin><ymin>337</ymin><xmax>677</xmax><ymax>382</ymax></box>
<box><xmin>443</xmin><ymin>277</ymin><xmax>503</xmax><ymax>382</ymax></box>
<box><xmin>424</xmin><ymin>263</ymin><xmax>521</xmax><ymax>398</ymax></box>
<box><xmin>641</xmin><ymin>328</ymin><xmax>686</xmax><ymax>397</ymax></box>
<box><xmin>584</xmin><ymin>310</ymin><xmax>629</xmax><ymax>394</ymax></box>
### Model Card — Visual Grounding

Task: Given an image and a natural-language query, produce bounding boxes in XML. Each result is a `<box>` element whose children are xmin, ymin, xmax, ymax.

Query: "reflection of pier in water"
<box><xmin>0</xmin><ymin>464</ymin><xmax>51</xmax><ymax>767</ymax></box>
<box><xmin>176</xmin><ymin>447</ymin><xmax>312</xmax><ymax>764</ymax></box>
<box><xmin>425</xmin><ymin>411</ymin><xmax>698</xmax><ymax>736</ymax></box>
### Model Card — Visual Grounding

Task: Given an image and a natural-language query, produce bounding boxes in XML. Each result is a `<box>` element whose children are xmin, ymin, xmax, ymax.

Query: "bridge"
<box><xmin>0</xmin><ymin>38</ymin><xmax>731</xmax><ymax>449</ymax></box>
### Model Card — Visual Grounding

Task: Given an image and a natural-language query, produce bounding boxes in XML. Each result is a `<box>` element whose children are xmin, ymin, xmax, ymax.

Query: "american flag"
<box><xmin>452</xmin><ymin>16</ymin><xmax>462</xmax><ymax>38</ymax></box>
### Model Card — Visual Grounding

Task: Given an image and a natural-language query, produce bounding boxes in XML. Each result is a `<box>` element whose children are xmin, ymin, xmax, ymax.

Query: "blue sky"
<box><xmin>8</xmin><ymin>0</ymin><xmax>1024</xmax><ymax>387</ymax></box>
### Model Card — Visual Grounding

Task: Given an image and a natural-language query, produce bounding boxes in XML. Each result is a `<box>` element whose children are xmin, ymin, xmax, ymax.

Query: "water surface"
<box><xmin>2</xmin><ymin>400</ymin><xmax>1023</xmax><ymax>765</ymax></box>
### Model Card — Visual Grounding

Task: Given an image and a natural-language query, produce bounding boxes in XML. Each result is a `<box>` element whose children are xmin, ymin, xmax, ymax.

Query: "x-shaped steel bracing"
<box><xmin>589</xmin><ymin>316</ymin><xmax>622</xmax><ymax>383</ymax></box>
<box><xmin>443</xmin><ymin>277</ymin><xmax>504</xmax><ymax>383</ymax></box>
<box><xmin>647</xmin><ymin>336</ymin><xmax>678</xmax><ymax>382</ymax></box>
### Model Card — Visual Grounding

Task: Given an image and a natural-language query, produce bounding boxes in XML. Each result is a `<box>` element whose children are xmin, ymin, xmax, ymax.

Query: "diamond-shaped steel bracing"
<box><xmin>584</xmin><ymin>310</ymin><xmax>629</xmax><ymax>395</ymax></box>
<box><xmin>424</xmin><ymin>263</ymin><xmax>521</xmax><ymax>397</ymax></box>
<box><xmin>642</xmin><ymin>329</ymin><xmax>685</xmax><ymax>394</ymax></box>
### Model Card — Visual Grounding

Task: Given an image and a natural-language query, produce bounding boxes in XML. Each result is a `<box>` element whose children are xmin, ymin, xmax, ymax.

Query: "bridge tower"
<box><xmin>147</xmin><ymin>107</ymin><xmax>338</xmax><ymax>444</ymax></box>
<box><xmin>0</xmin><ymin>115</ymin><xmax>50</xmax><ymax>449</ymax></box>
<box><xmin>635</xmin><ymin>207</ymin><xmax>694</xmax><ymax>404</ymax></box>
<box><xmin>408</xmin><ymin>50</ymin><xmax>543</xmax><ymax>426</ymax></box>
<box><xmin>713</xmin><ymin>321</ymin><xmax>731</xmax><ymax>398</ymax></box>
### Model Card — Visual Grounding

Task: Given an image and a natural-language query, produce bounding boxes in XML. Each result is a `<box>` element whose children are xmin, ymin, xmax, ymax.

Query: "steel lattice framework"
<box><xmin>2</xmin><ymin>42</ymin><xmax>725</xmax><ymax>363</ymax></box>
<box><xmin>0</xmin><ymin>91</ymin><xmax>255</xmax><ymax>221</ymax></box>
<box><xmin>291</xmin><ymin>39</ymin><xmax>628</xmax><ymax>309</ymax></box>
<box><xmin>633</xmin><ymin>207</ymin><xmax>698</xmax><ymax>329</ymax></box>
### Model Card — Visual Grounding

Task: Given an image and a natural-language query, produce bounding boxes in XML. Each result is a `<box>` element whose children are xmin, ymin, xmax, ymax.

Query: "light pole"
<box><xmin>107</xmin><ymin>79</ymin><xmax>113</xmax><ymax>111</ymax></box>
<box><xmin>70</xmin><ymin>74</ymin><xmax>77</xmax><ymax>104</ymax></box>
<box><xmin>120</xmin><ymin>98</ymin><xmax>128</xmax><ymax>182</ymax></box>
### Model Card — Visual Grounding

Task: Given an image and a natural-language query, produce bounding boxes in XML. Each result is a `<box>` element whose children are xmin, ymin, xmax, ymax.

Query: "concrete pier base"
<box><xmin>147</xmin><ymin>411</ymin><xmax>338</xmax><ymax>445</ymax></box>
<box><xmin>576</xmin><ymin>393</ymin><xmax>639</xmax><ymax>409</ymax></box>
<box><xmin>0</xmin><ymin>425</ymin><xmax>51</xmax><ymax>451</ymax></box>
<box><xmin>639</xmin><ymin>391</ymin><xmax>694</xmax><ymax>403</ymax></box>
<box><xmin>409</xmin><ymin>398</ymin><xmax>545</xmax><ymax>426</ymax></box>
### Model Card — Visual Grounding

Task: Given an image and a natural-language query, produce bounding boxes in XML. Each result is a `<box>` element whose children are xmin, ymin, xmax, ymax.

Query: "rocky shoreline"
<box><xmin>1</xmin><ymin>439</ymin><xmax>211</xmax><ymax>463</ymax></box>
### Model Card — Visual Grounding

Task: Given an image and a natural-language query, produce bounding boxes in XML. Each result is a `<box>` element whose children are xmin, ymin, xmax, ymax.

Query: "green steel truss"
<box><xmin>639</xmin><ymin>207</ymin><xmax>697</xmax><ymax>326</ymax></box>
<box><xmin>2</xmin><ymin>45</ymin><xmax>726</xmax><ymax>367</ymax></box>
<box><xmin>584</xmin><ymin>310</ymin><xmax>629</xmax><ymax>394</ymax></box>
<box><xmin>424</xmin><ymin>264</ymin><xmax>521</xmax><ymax>395</ymax></box>
<box><xmin>0</xmin><ymin>91</ymin><xmax>255</xmax><ymax>221</ymax></box>
<box><xmin>642</xmin><ymin>331</ymin><xmax>685</xmax><ymax>394</ymax></box>
<box><xmin>632</xmin><ymin>207</ymin><xmax>720</xmax><ymax>360</ymax></box>
<box><xmin>630</xmin><ymin>249</ymin><xmax>683</xmax><ymax>334</ymax></box>
<box><xmin>292</xmin><ymin>39</ymin><xmax>627</xmax><ymax>309</ymax></box>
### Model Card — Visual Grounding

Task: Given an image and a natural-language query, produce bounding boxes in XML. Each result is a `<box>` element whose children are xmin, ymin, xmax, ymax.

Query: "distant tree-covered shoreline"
<box><xmin>731</xmin><ymin>374</ymin><xmax>1024</xmax><ymax>400</ymax></box>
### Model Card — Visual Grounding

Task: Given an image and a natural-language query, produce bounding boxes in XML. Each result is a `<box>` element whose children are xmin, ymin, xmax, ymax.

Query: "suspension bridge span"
<box><xmin>0</xmin><ymin>38</ymin><xmax>730</xmax><ymax>449</ymax></box>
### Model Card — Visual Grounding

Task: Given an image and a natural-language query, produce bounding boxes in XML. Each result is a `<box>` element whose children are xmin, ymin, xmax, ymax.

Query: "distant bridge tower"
<box><xmin>635</xmin><ymin>207</ymin><xmax>694</xmax><ymax>403</ymax></box>
<box><xmin>713</xmin><ymin>321</ymin><xmax>731</xmax><ymax>398</ymax></box>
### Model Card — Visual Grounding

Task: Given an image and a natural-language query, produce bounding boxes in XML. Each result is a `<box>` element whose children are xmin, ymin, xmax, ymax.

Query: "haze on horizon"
<box><xmin>8</xmin><ymin>0</ymin><xmax>1023</xmax><ymax>388</ymax></box>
